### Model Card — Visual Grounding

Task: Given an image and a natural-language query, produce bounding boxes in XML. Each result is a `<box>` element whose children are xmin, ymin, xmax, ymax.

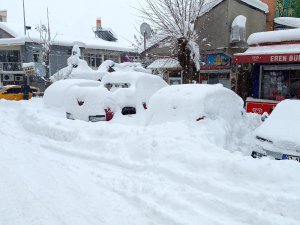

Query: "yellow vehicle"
<box><xmin>0</xmin><ymin>85</ymin><xmax>37</xmax><ymax>101</ymax></box>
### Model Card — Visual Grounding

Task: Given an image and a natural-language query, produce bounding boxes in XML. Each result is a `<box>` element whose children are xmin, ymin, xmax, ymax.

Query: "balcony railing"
<box><xmin>0</xmin><ymin>62</ymin><xmax>23</xmax><ymax>72</ymax></box>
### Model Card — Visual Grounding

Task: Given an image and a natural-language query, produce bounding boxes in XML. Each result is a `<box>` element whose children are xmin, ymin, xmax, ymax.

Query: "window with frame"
<box><xmin>33</xmin><ymin>52</ymin><xmax>39</xmax><ymax>62</ymax></box>
<box><xmin>261</xmin><ymin>70</ymin><xmax>300</xmax><ymax>100</ymax></box>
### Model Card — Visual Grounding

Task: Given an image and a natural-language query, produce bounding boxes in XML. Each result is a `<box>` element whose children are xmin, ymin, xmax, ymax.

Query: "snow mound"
<box><xmin>43</xmin><ymin>79</ymin><xmax>101</xmax><ymax>108</ymax></box>
<box><xmin>147</xmin><ymin>84</ymin><xmax>244</xmax><ymax>124</ymax></box>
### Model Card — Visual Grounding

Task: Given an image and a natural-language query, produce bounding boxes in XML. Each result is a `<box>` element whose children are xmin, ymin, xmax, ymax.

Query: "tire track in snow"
<box><xmin>40</xmin><ymin>142</ymin><xmax>300</xmax><ymax>225</ymax></box>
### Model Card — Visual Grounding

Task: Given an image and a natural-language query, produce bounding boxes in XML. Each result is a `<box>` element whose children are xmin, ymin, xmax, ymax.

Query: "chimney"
<box><xmin>0</xmin><ymin>10</ymin><xmax>7</xmax><ymax>22</ymax></box>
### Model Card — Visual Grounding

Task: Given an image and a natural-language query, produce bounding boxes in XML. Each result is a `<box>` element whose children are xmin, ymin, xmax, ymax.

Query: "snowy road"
<box><xmin>1</xmin><ymin>99</ymin><xmax>300</xmax><ymax>225</ymax></box>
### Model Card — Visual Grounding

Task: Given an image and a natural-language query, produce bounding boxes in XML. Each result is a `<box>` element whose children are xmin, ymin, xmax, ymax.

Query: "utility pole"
<box><xmin>22</xmin><ymin>0</ymin><xmax>26</xmax><ymax>35</ymax></box>
<box><xmin>46</xmin><ymin>7</ymin><xmax>51</xmax><ymax>77</ymax></box>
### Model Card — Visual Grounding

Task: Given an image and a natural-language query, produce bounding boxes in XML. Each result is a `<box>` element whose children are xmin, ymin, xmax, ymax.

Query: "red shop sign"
<box><xmin>233</xmin><ymin>53</ymin><xmax>300</xmax><ymax>63</ymax></box>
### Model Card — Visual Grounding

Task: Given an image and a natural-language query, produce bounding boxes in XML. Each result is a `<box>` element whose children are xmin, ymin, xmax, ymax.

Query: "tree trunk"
<box><xmin>177</xmin><ymin>38</ymin><xmax>195</xmax><ymax>84</ymax></box>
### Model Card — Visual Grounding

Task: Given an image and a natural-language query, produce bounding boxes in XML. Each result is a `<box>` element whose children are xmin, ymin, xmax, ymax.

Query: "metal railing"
<box><xmin>0</xmin><ymin>62</ymin><xmax>23</xmax><ymax>72</ymax></box>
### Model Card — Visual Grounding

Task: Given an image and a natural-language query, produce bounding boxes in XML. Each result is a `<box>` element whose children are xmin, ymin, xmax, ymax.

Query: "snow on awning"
<box><xmin>233</xmin><ymin>43</ymin><xmax>300</xmax><ymax>63</ymax></box>
<box><xmin>274</xmin><ymin>17</ymin><xmax>300</xmax><ymax>28</ymax></box>
<box><xmin>147</xmin><ymin>58</ymin><xmax>181</xmax><ymax>69</ymax></box>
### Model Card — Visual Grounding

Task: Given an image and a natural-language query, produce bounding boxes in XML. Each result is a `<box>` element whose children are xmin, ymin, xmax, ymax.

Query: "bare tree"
<box><xmin>139</xmin><ymin>0</ymin><xmax>206</xmax><ymax>83</ymax></box>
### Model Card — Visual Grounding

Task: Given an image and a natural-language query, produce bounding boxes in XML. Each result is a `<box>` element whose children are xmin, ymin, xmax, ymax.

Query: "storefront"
<box><xmin>233</xmin><ymin>43</ymin><xmax>300</xmax><ymax>114</ymax></box>
<box><xmin>199</xmin><ymin>53</ymin><xmax>231</xmax><ymax>88</ymax></box>
<box><xmin>147</xmin><ymin>58</ymin><xmax>182</xmax><ymax>85</ymax></box>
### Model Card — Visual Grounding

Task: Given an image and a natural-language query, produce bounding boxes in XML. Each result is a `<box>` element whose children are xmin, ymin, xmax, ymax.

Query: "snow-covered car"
<box><xmin>251</xmin><ymin>100</ymin><xmax>300</xmax><ymax>162</ymax></box>
<box><xmin>44</xmin><ymin>79</ymin><xmax>101</xmax><ymax>108</ymax></box>
<box><xmin>101</xmin><ymin>71</ymin><xmax>168</xmax><ymax>115</ymax></box>
<box><xmin>65</xmin><ymin>85</ymin><xmax>115</xmax><ymax>122</ymax></box>
<box><xmin>146</xmin><ymin>84</ymin><xmax>245</xmax><ymax>124</ymax></box>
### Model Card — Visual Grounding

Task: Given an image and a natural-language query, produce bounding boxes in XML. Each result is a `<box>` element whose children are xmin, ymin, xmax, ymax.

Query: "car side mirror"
<box><xmin>261</xmin><ymin>112</ymin><xmax>269</xmax><ymax>122</ymax></box>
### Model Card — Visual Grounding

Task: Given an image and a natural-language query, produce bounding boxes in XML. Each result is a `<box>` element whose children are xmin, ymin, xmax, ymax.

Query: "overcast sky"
<box><xmin>2</xmin><ymin>0</ymin><xmax>145</xmax><ymax>45</ymax></box>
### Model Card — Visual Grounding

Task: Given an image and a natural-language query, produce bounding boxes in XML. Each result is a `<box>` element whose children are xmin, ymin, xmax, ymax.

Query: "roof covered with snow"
<box><xmin>239</xmin><ymin>0</ymin><xmax>268</xmax><ymax>13</ymax></box>
<box><xmin>274</xmin><ymin>17</ymin><xmax>300</xmax><ymax>28</ymax></box>
<box><xmin>247</xmin><ymin>28</ymin><xmax>300</xmax><ymax>45</ymax></box>
<box><xmin>0</xmin><ymin>22</ymin><xmax>135</xmax><ymax>52</ymax></box>
<box><xmin>235</xmin><ymin>43</ymin><xmax>300</xmax><ymax>55</ymax></box>
<box><xmin>147</xmin><ymin>58</ymin><xmax>181</xmax><ymax>69</ymax></box>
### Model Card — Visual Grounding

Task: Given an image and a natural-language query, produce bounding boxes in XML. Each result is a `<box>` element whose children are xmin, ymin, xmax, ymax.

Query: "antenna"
<box><xmin>140</xmin><ymin>23</ymin><xmax>152</xmax><ymax>50</ymax></box>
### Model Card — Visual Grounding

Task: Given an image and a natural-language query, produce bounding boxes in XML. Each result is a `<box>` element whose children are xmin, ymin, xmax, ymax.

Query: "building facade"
<box><xmin>142</xmin><ymin>0</ymin><xmax>268</xmax><ymax>87</ymax></box>
<box><xmin>0</xmin><ymin>22</ymin><xmax>136</xmax><ymax>90</ymax></box>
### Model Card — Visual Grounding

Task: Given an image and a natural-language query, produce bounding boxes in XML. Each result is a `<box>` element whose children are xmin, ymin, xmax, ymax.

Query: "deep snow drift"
<box><xmin>0</xmin><ymin>98</ymin><xmax>300</xmax><ymax>225</ymax></box>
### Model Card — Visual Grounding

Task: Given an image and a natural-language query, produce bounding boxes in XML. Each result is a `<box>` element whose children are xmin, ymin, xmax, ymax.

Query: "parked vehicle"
<box><xmin>251</xmin><ymin>100</ymin><xmax>300</xmax><ymax>162</ymax></box>
<box><xmin>101</xmin><ymin>71</ymin><xmax>168</xmax><ymax>115</ymax></box>
<box><xmin>65</xmin><ymin>85</ymin><xmax>115</xmax><ymax>122</ymax></box>
<box><xmin>146</xmin><ymin>84</ymin><xmax>244</xmax><ymax>124</ymax></box>
<box><xmin>0</xmin><ymin>85</ymin><xmax>38</xmax><ymax>101</ymax></box>
<box><xmin>64</xmin><ymin>71</ymin><xmax>168</xmax><ymax>122</ymax></box>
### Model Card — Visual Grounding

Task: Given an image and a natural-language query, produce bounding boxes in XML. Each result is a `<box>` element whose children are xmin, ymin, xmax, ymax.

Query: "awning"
<box><xmin>147</xmin><ymin>58</ymin><xmax>181</xmax><ymax>69</ymax></box>
<box><xmin>233</xmin><ymin>43</ymin><xmax>300</xmax><ymax>63</ymax></box>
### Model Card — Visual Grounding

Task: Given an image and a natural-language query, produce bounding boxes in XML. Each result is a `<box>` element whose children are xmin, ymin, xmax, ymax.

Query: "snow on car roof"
<box><xmin>101</xmin><ymin>71</ymin><xmax>159</xmax><ymax>85</ymax></box>
<box><xmin>255</xmin><ymin>99</ymin><xmax>300</xmax><ymax>147</ymax></box>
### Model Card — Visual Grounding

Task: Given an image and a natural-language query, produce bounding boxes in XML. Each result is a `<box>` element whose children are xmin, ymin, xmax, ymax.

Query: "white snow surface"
<box><xmin>232</xmin><ymin>15</ymin><xmax>247</xmax><ymax>28</ymax></box>
<box><xmin>255</xmin><ymin>99</ymin><xmax>300</xmax><ymax>150</ymax></box>
<box><xmin>247</xmin><ymin>28</ymin><xmax>300</xmax><ymax>45</ymax></box>
<box><xmin>0</xmin><ymin>97</ymin><xmax>300</xmax><ymax>225</ymax></box>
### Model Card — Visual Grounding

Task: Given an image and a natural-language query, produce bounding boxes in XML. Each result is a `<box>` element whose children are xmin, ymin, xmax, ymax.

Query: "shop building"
<box><xmin>233</xmin><ymin>28</ymin><xmax>300</xmax><ymax>114</ymax></box>
<box><xmin>196</xmin><ymin>0</ymin><xmax>268</xmax><ymax>88</ymax></box>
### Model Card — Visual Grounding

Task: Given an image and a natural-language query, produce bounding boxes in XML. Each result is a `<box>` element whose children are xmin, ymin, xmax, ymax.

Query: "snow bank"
<box><xmin>1</xmin><ymin>96</ymin><xmax>300</xmax><ymax>225</ymax></box>
<box><xmin>43</xmin><ymin>79</ymin><xmax>101</xmax><ymax>108</ymax></box>
<box><xmin>255</xmin><ymin>99</ymin><xmax>300</xmax><ymax>149</ymax></box>
<box><xmin>147</xmin><ymin>84</ymin><xmax>244</xmax><ymax>124</ymax></box>
<box><xmin>1</xmin><ymin>98</ymin><xmax>300</xmax><ymax>225</ymax></box>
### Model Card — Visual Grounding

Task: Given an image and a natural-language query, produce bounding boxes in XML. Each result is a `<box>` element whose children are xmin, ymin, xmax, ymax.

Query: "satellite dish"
<box><xmin>140</xmin><ymin>23</ymin><xmax>152</xmax><ymax>39</ymax></box>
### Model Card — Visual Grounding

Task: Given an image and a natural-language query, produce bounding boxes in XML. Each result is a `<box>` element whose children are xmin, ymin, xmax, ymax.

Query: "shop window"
<box><xmin>84</xmin><ymin>53</ymin><xmax>103</xmax><ymax>67</ymax></box>
<box><xmin>262</xmin><ymin>70</ymin><xmax>300</xmax><ymax>100</ymax></box>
